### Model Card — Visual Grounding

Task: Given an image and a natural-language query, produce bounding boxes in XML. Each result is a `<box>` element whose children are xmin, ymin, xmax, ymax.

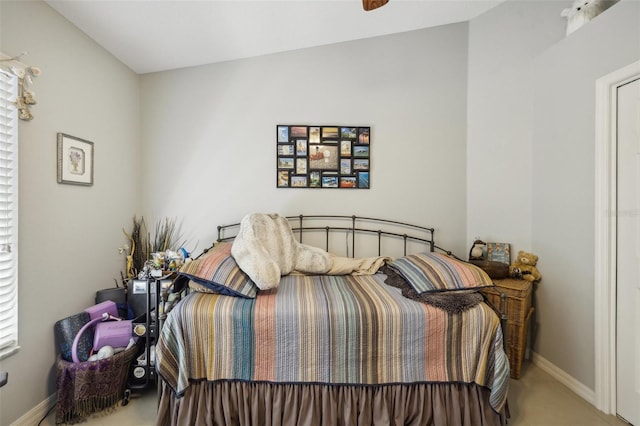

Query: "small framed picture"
<box><xmin>353</xmin><ymin>159</ymin><xmax>369</xmax><ymax>170</ymax></box>
<box><xmin>340</xmin><ymin>177</ymin><xmax>357</xmax><ymax>188</ymax></box>
<box><xmin>278</xmin><ymin>145</ymin><xmax>294</xmax><ymax>156</ymax></box>
<box><xmin>340</xmin><ymin>140</ymin><xmax>352</xmax><ymax>157</ymax></box>
<box><xmin>309</xmin><ymin>145</ymin><xmax>338</xmax><ymax>170</ymax></box>
<box><xmin>57</xmin><ymin>133</ymin><xmax>94</xmax><ymax>186</ymax></box>
<box><xmin>322</xmin><ymin>175</ymin><xmax>338</xmax><ymax>188</ymax></box>
<box><xmin>321</xmin><ymin>126</ymin><xmax>339</xmax><ymax>139</ymax></box>
<box><xmin>296</xmin><ymin>140</ymin><xmax>308</xmax><ymax>156</ymax></box>
<box><xmin>487</xmin><ymin>242</ymin><xmax>511</xmax><ymax>265</ymax></box>
<box><xmin>340</xmin><ymin>127</ymin><xmax>357</xmax><ymax>139</ymax></box>
<box><xmin>296</xmin><ymin>158</ymin><xmax>308</xmax><ymax>174</ymax></box>
<box><xmin>277</xmin><ymin>126</ymin><xmax>289</xmax><ymax>143</ymax></box>
<box><xmin>309</xmin><ymin>171</ymin><xmax>321</xmax><ymax>187</ymax></box>
<box><xmin>291</xmin><ymin>126</ymin><xmax>307</xmax><ymax>138</ymax></box>
<box><xmin>353</xmin><ymin>146</ymin><xmax>369</xmax><ymax>158</ymax></box>
<box><xmin>309</xmin><ymin>127</ymin><xmax>321</xmax><ymax>143</ymax></box>
<box><xmin>291</xmin><ymin>176</ymin><xmax>308</xmax><ymax>187</ymax></box>
<box><xmin>358</xmin><ymin>127</ymin><xmax>370</xmax><ymax>144</ymax></box>
<box><xmin>278</xmin><ymin>157</ymin><xmax>294</xmax><ymax>169</ymax></box>
<box><xmin>358</xmin><ymin>172</ymin><xmax>369</xmax><ymax>188</ymax></box>
<box><xmin>340</xmin><ymin>159</ymin><xmax>351</xmax><ymax>174</ymax></box>
<box><xmin>277</xmin><ymin>170</ymin><xmax>290</xmax><ymax>187</ymax></box>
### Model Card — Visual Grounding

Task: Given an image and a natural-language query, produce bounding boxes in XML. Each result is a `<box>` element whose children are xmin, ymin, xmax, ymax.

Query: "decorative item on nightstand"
<box><xmin>468</xmin><ymin>239</ymin><xmax>486</xmax><ymax>260</ymax></box>
<box><xmin>468</xmin><ymin>240</ymin><xmax>510</xmax><ymax>279</ymax></box>
<box><xmin>509</xmin><ymin>250</ymin><xmax>541</xmax><ymax>282</ymax></box>
<box><xmin>486</xmin><ymin>242</ymin><xmax>511</xmax><ymax>265</ymax></box>
<box><xmin>481</xmin><ymin>278</ymin><xmax>534</xmax><ymax>379</ymax></box>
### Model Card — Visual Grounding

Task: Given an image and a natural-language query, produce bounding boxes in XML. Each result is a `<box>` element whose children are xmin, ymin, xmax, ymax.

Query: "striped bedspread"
<box><xmin>156</xmin><ymin>273</ymin><xmax>509</xmax><ymax>412</ymax></box>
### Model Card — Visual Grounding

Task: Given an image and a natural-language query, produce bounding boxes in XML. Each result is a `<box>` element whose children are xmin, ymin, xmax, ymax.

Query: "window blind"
<box><xmin>0</xmin><ymin>69</ymin><xmax>19</xmax><ymax>359</ymax></box>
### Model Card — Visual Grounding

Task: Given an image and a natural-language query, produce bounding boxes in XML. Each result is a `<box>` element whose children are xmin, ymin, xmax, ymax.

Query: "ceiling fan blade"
<box><xmin>362</xmin><ymin>0</ymin><xmax>389</xmax><ymax>11</ymax></box>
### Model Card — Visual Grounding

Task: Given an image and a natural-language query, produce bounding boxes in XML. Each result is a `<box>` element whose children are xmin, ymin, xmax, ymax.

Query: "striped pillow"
<box><xmin>178</xmin><ymin>242</ymin><xmax>258</xmax><ymax>298</ymax></box>
<box><xmin>390</xmin><ymin>252</ymin><xmax>493</xmax><ymax>294</ymax></box>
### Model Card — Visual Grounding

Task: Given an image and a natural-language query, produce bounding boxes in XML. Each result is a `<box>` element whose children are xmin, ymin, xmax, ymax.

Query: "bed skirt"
<box><xmin>156</xmin><ymin>380</ymin><xmax>507</xmax><ymax>426</ymax></box>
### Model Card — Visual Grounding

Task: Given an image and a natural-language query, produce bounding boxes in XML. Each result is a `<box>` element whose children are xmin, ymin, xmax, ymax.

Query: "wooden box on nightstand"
<box><xmin>481</xmin><ymin>278</ymin><xmax>534</xmax><ymax>379</ymax></box>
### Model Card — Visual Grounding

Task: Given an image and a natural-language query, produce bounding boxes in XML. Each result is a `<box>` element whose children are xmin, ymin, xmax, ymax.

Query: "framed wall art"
<box><xmin>276</xmin><ymin>125</ymin><xmax>370</xmax><ymax>189</ymax></box>
<box><xmin>57</xmin><ymin>133</ymin><xmax>94</xmax><ymax>186</ymax></box>
<box><xmin>486</xmin><ymin>242</ymin><xmax>511</xmax><ymax>265</ymax></box>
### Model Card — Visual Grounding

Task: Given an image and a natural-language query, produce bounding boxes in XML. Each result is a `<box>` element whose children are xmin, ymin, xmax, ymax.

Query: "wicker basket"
<box><xmin>481</xmin><ymin>278</ymin><xmax>533</xmax><ymax>379</ymax></box>
<box><xmin>55</xmin><ymin>343</ymin><xmax>139</xmax><ymax>423</ymax></box>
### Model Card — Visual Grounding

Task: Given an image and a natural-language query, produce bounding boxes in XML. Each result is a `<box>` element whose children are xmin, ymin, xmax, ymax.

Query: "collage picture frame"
<box><xmin>276</xmin><ymin>125</ymin><xmax>370</xmax><ymax>189</ymax></box>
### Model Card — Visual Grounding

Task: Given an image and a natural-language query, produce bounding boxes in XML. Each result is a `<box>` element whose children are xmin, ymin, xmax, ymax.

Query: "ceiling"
<box><xmin>44</xmin><ymin>0</ymin><xmax>508</xmax><ymax>74</ymax></box>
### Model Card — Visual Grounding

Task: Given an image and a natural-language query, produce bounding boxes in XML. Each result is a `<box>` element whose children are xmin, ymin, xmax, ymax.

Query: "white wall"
<box><xmin>469</xmin><ymin>0</ymin><xmax>639</xmax><ymax>391</ymax></box>
<box><xmin>0</xmin><ymin>1</ymin><xmax>141</xmax><ymax>423</ymax></box>
<box><xmin>140</xmin><ymin>24</ymin><xmax>470</xmax><ymax>257</ymax></box>
<box><xmin>531</xmin><ymin>0</ymin><xmax>640</xmax><ymax>390</ymax></box>
<box><xmin>467</xmin><ymin>0</ymin><xmax>565</xmax><ymax>256</ymax></box>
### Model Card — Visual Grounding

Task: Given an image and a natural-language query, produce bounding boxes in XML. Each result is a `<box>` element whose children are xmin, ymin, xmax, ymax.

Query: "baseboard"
<box><xmin>10</xmin><ymin>393</ymin><xmax>56</xmax><ymax>426</ymax></box>
<box><xmin>532</xmin><ymin>352</ymin><xmax>596</xmax><ymax>406</ymax></box>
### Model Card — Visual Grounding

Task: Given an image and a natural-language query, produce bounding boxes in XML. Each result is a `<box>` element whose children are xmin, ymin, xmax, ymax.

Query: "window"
<box><xmin>0</xmin><ymin>69</ymin><xmax>19</xmax><ymax>359</ymax></box>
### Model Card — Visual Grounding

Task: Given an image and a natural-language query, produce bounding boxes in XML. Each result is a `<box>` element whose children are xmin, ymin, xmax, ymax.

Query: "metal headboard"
<box><xmin>216</xmin><ymin>214</ymin><xmax>439</xmax><ymax>258</ymax></box>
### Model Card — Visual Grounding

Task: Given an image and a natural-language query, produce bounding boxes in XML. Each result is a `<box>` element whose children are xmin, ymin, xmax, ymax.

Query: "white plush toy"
<box><xmin>561</xmin><ymin>0</ymin><xmax>619</xmax><ymax>35</ymax></box>
<box><xmin>231</xmin><ymin>213</ymin><xmax>332</xmax><ymax>290</ymax></box>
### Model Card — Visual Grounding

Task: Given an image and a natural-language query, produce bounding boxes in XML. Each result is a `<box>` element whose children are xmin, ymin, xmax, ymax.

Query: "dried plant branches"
<box><xmin>120</xmin><ymin>215</ymin><xmax>185</xmax><ymax>282</ymax></box>
<box><xmin>151</xmin><ymin>217</ymin><xmax>186</xmax><ymax>254</ymax></box>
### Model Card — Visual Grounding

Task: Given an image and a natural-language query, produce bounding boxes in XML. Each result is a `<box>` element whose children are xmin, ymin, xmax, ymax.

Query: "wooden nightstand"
<box><xmin>481</xmin><ymin>278</ymin><xmax>534</xmax><ymax>379</ymax></box>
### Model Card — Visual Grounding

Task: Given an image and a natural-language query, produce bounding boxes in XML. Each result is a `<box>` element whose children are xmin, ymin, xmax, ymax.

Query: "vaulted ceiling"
<box><xmin>45</xmin><ymin>0</ymin><xmax>507</xmax><ymax>74</ymax></box>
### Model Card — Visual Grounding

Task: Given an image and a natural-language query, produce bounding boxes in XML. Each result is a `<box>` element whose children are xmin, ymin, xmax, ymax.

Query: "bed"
<box><xmin>155</xmin><ymin>214</ymin><xmax>510</xmax><ymax>425</ymax></box>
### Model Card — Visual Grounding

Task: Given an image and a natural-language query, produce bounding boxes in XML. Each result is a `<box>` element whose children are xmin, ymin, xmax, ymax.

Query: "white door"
<box><xmin>617</xmin><ymin>76</ymin><xmax>640</xmax><ymax>426</ymax></box>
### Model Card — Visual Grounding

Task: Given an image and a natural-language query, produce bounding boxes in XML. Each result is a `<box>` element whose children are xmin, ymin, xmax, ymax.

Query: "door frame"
<box><xmin>594</xmin><ymin>60</ymin><xmax>640</xmax><ymax>415</ymax></box>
